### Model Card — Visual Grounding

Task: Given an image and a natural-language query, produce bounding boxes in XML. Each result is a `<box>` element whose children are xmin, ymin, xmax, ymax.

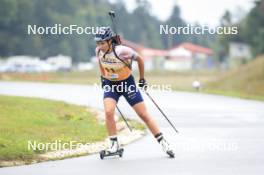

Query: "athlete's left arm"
<box><xmin>136</xmin><ymin>55</ymin><xmax>145</xmax><ymax>80</ymax></box>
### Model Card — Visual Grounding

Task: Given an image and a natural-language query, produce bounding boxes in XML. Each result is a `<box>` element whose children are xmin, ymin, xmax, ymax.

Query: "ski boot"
<box><xmin>160</xmin><ymin>137</ymin><xmax>175</xmax><ymax>158</ymax></box>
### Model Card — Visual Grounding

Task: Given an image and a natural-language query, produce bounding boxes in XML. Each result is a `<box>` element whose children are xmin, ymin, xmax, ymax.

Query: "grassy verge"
<box><xmin>0</xmin><ymin>95</ymin><xmax>106</xmax><ymax>162</ymax></box>
<box><xmin>204</xmin><ymin>55</ymin><xmax>264</xmax><ymax>101</ymax></box>
<box><xmin>201</xmin><ymin>89</ymin><xmax>264</xmax><ymax>101</ymax></box>
<box><xmin>0</xmin><ymin>71</ymin><xmax>100</xmax><ymax>85</ymax></box>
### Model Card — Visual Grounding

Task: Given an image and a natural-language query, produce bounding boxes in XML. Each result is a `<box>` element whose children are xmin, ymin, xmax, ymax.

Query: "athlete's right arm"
<box><xmin>96</xmin><ymin>47</ymin><xmax>105</xmax><ymax>77</ymax></box>
<box><xmin>99</xmin><ymin>61</ymin><xmax>105</xmax><ymax>76</ymax></box>
<box><xmin>136</xmin><ymin>55</ymin><xmax>145</xmax><ymax>80</ymax></box>
<box><xmin>96</xmin><ymin>47</ymin><xmax>107</xmax><ymax>88</ymax></box>
<box><xmin>136</xmin><ymin>55</ymin><xmax>147</xmax><ymax>90</ymax></box>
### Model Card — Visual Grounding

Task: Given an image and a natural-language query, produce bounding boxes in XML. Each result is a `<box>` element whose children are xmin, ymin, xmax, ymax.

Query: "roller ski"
<box><xmin>100</xmin><ymin>148</ymin><xmax>124</xmax><ymax>159</ymax></box>
<box><xmin>100</xmin><ymin>136</ymin><xmax>124</xmax><ymax>159</ymax></box>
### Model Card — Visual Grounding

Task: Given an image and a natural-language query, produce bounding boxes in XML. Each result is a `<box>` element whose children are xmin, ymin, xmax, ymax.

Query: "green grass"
<box><xmin>117</xmin><ymin>118</ymin><xmax>146</xmax><ymax>131</ymax></box>
<box><xmin>0</xmin><ymin>95</ymin><xmax>107</xmax><ymax>162</ymax></box>
<box><xmin>0</xmin><ymin>71</ymin><xmax>100</xmax><ymax>84</ymax></box>
<box><xmin>202</xmin><ymin>89</ymin><xmax>264</xmax><ymax>101</ymax></box>
<box><xmin>129</xmin><ymin>120</ymin><xmax>146</xmax><ymax>130</ymax></box>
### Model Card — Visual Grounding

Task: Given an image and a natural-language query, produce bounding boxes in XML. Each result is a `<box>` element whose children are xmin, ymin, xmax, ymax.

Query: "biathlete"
<box><xmin>95</xmin><ymin>27</ymin><xmax>174</xmax><ymax>158</ymax></box>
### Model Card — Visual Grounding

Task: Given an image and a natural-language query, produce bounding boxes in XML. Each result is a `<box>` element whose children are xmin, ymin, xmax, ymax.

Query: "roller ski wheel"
<box><xmin>100</xmin><ymin>150</ymin><xmax>106</xmax><ymax>160</ymax></box>
<box><xmin>99</xmin><ymin>148</ymin><xmax>124</xmax><ymax>160</ymax></box>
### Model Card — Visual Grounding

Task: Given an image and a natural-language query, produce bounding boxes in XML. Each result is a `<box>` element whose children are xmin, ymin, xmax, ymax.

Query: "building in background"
<box><xmin>0</xmin><ymin>56</ymin><xmax>54</xmax><ymax>73</ymax></box>
<box><xmin>0</xmin><ymin>55</ymin><xmax>73</xmax><ymax>73</ymax></box>
<box><xmin>167</xmin><ymin>42</ymin><xmax>214</xmax><ymax>71</ymax></box>
<box><xmin>0</xmin><ymin>41</ymin><xmax>215</xmax><ymax>73</ymax></box>
<box><xmin>122</xmin><ymin>39</ymin><xmax>168</xmax><ymax>71</ymax></box>
<box><xmin>122</xmin><ymin>39</ymin><xmax>214</xmax><ymax>71</ymax></box>
<box><xmin>46</xmin><ymin>55</ymin><xmax>72</xmax><ymax>72</ymax></box>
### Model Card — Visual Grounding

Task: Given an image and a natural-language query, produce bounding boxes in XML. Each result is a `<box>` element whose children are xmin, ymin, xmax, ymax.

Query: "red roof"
<box><xmin>119</xmin><ymin>39</ymin><xmax>213</xmax><ymax>60</ymax></box>
<box><xmin>170</xmin><ymin>42</ymin><xmax>213</xmax><ymax>55</ymax></box>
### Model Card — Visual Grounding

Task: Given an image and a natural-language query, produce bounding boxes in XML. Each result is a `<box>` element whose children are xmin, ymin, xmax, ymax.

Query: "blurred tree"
<box><xmin>0</xmin><ymin>0</ymin><xmax>218</xmax><ymax>62</ymax></box>
<box><xmin>220</xmin><ymin>10</ymin><xmax>232</xmax><ymax>26</ymax></box>
<box><xmin>243</xmin><ymin>0</ymin><xmax>264</xmax><ymax>56</ymax></box>
<box><xmin>215</xmin><ymin>0</ymin><xmax>264</xmax><ymax>60</ymax></box>
<box><xmin>165</xmin><ymin>5</ymin><xmax>186</xmax><ymax>47</ymax></box>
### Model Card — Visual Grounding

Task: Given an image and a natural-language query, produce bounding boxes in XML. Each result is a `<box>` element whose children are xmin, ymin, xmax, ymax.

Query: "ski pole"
<box><xmin>144</xmin><ymin>91</ymin><xmax>179</xmax><ymax>133</ymax></box>
<box><xmin>116</xmin><ymin>105</ymin><xmax>133</xmax><ymax>132</ymax></box>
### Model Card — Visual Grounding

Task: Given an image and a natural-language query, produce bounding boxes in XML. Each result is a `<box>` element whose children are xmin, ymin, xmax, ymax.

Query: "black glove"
<box><xmin>100</xmin><ymin>76</ymin><xmax>106</xmax><ymax>88</ymax></box>
<box><xmin>138</xmin><ymin>78</ymin><xmax>147</xmax><ymax>90</ymax></box>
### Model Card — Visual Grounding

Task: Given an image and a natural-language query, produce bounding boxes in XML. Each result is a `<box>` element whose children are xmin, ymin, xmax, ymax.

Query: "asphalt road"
<box><xmin>0</xmin><ymin>81</ymin><xmax>264</xmax><ymax>175</ymax></box>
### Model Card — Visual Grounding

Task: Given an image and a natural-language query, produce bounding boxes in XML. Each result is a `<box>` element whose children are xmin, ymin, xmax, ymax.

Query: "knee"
<box><xmin>105</xmin><ymin>109</ymin><xmax>115</xmax><ymax>120</ymax></box>
<box><xmin>139</xmin><ymin>111</ymin><xmax>151</xmax><ymax>123</ymax></box>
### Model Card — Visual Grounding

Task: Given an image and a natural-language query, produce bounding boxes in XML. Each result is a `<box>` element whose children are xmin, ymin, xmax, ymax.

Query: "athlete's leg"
<box><xmin>132</xmin><ymin>101</ymin><xmax>174</xmax><ymax>157</ymax></box>
<box><xmin>132</xmin><ymin>101</ymin><xmax>160</xmax><ymax>136</ymax></box>
<box><xmin>103</xmin><ymin>97</ymin><xmax>118</xmax><ymax>136</ymax></box>
<box><xmin>121</xmin><ymin>75</ymin><xmax>174</xmax><ymax>157</ymax></box>
<box><xmin>103</xmin><ymin>97</ymin><xmax>122</xmax><ymax>153</ymax></box>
